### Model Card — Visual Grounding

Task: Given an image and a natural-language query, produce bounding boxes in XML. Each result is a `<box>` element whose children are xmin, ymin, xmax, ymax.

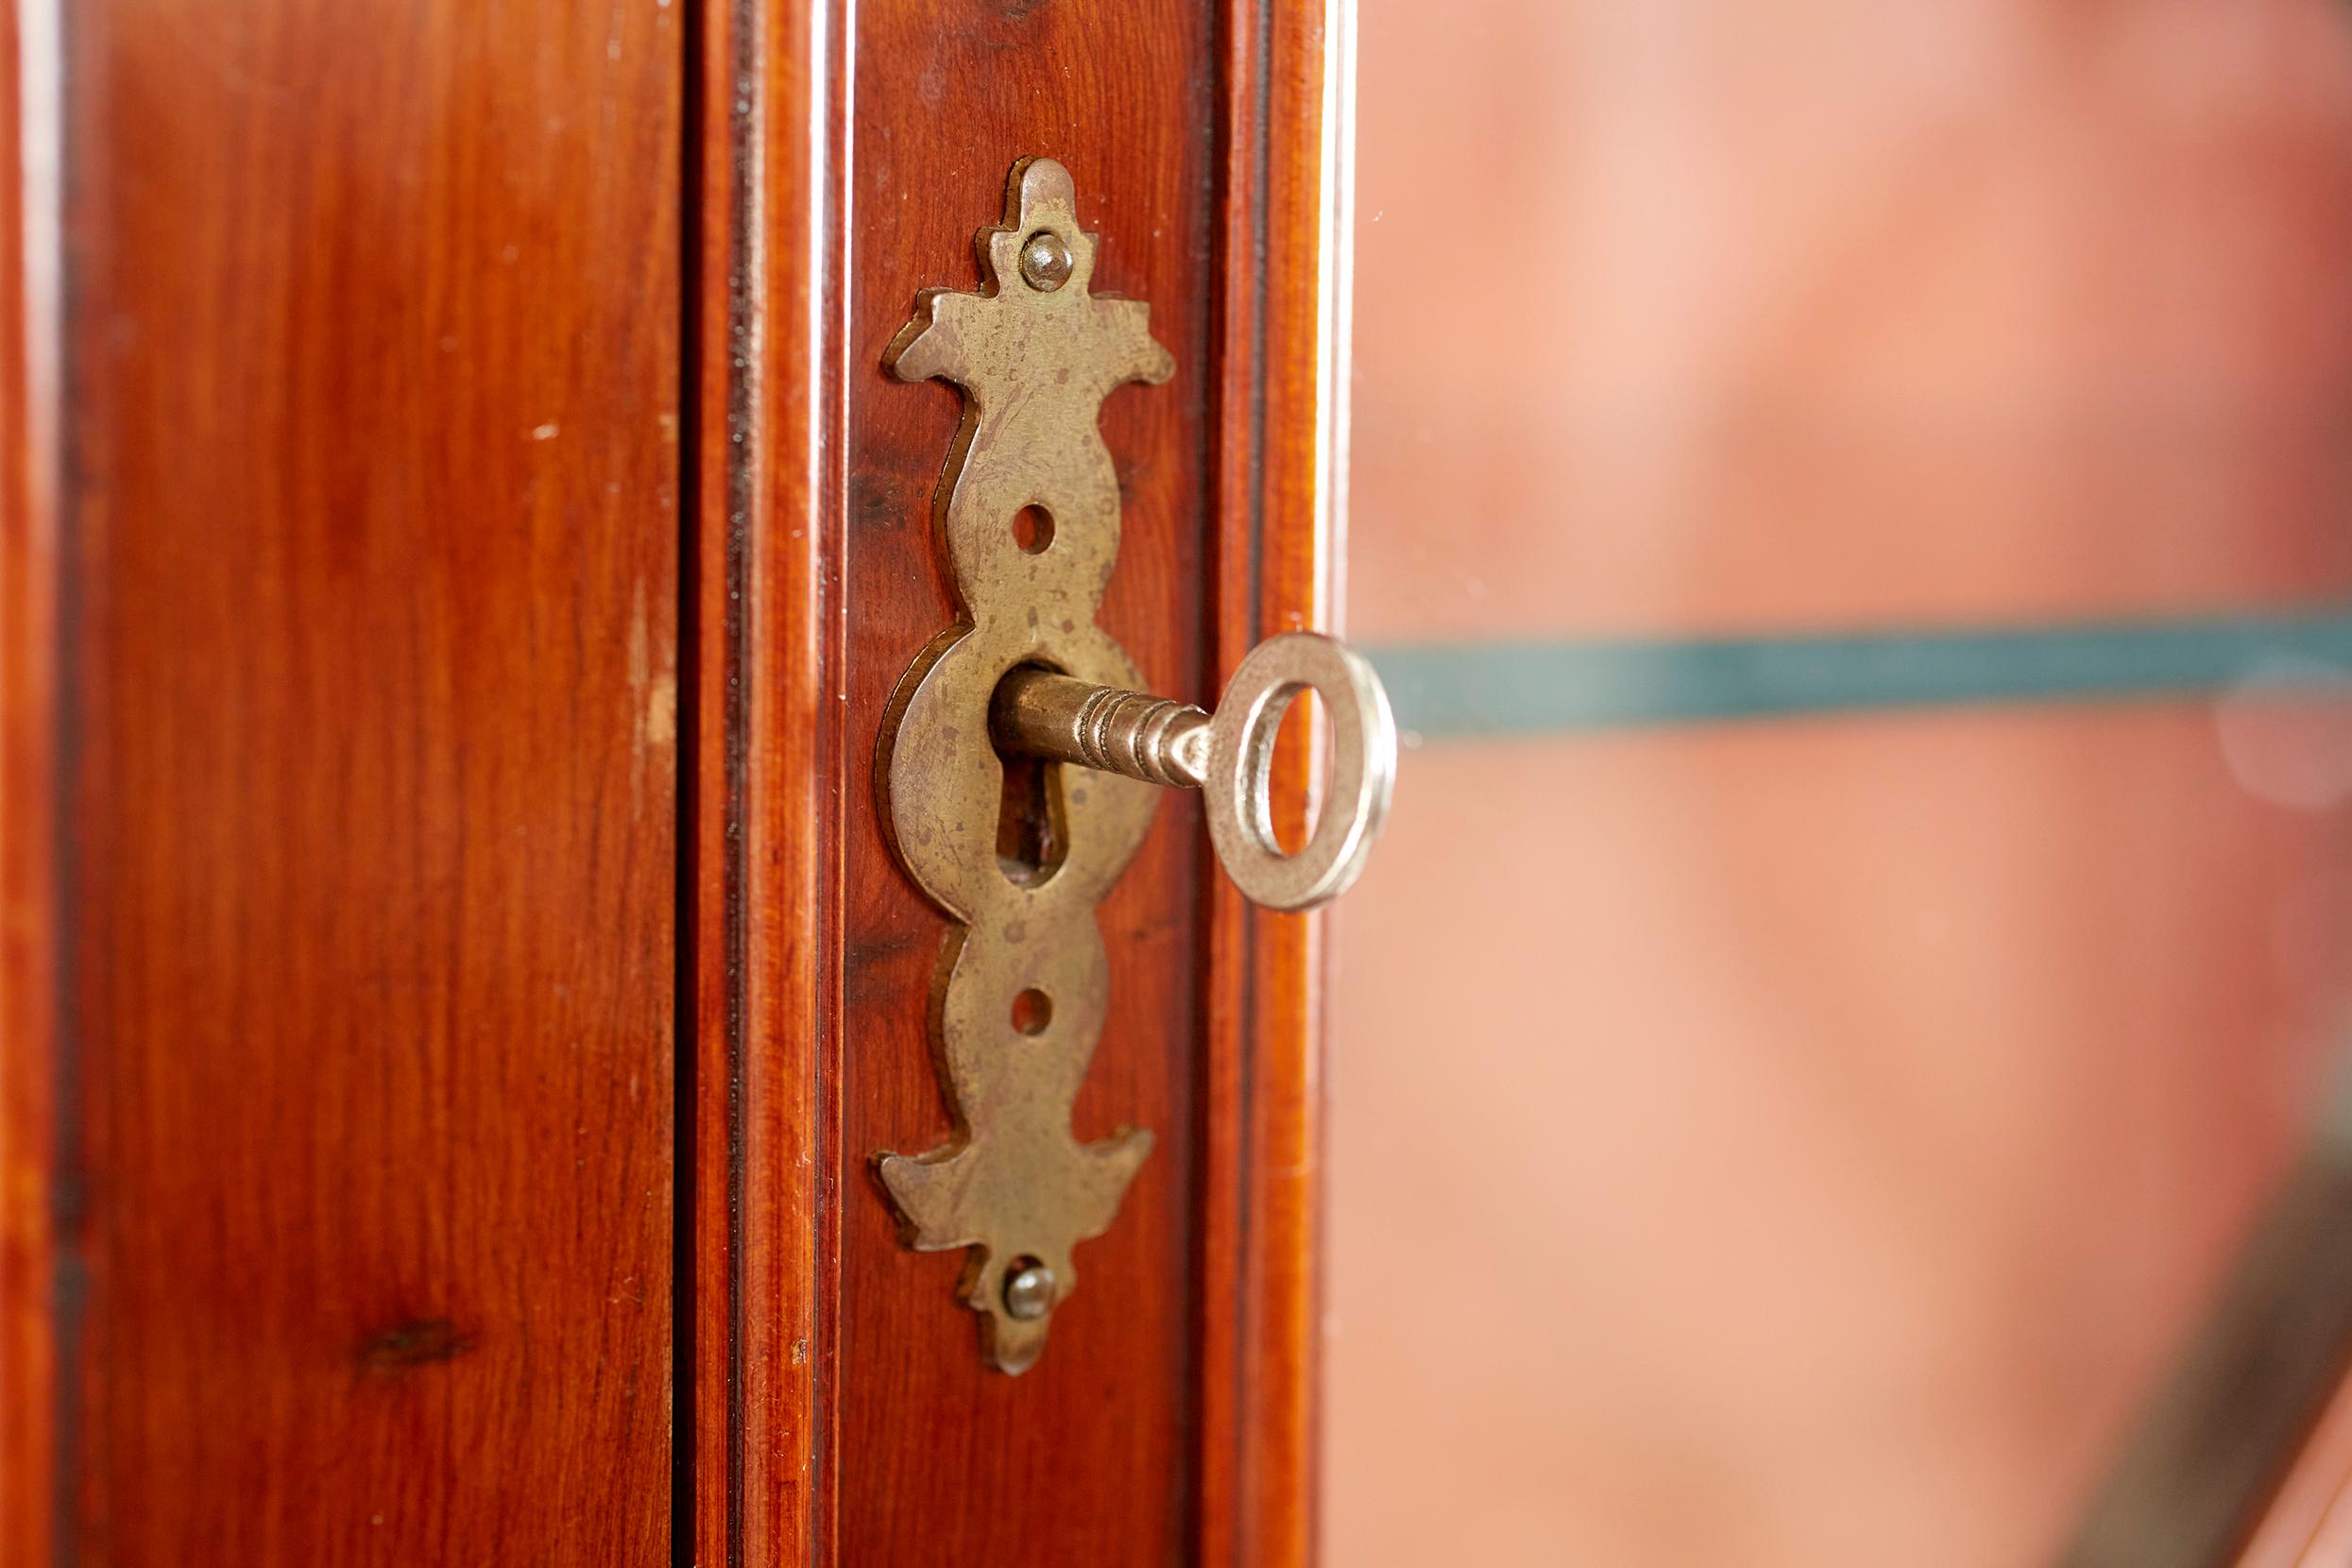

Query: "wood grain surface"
<box><xmin>1197</xmin><ymin>1</ymin><xmax>1348</xmax><ymax>1560</ymax></box>
<box><xmin>832</xmin><ymin>3</ymin><xmax>1216</xmax><ymax>1561</ymax></box>
<box><xmin>27</xmin><ymin>1</ymin><xmax>1332</xmax><ymax>1560</ymax></box>
<box><xmin>2</xmin><ymin>1</ymin><xmax>62</xmax><ymax>1560</ymax></box>
<box><xmin>53</xmin><ymin>1</ymin><xmax>680</xmax><ymax>1559</ymax></box>
<box><xmin>682</xmin><ymin>1</ymin><xmax>1336</xmax><ymax>1561</ymax></box>
<box><xmin>687</xmin><ymin>0</ymin><xmax>845</xmax><ymax>1563</ymax></box>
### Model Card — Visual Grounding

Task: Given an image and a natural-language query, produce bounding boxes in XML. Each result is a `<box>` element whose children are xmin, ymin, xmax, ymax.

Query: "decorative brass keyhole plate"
<box><xmin>874</xmin><ymin>156</ymin><xmax>1174</xmax><ymax>1373</ymax></box>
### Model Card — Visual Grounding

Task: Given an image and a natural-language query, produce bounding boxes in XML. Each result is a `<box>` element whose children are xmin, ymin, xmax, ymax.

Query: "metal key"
<box><xmin>991</xmin><ymin>632</ymin><xmax>1397</xmax><ymax>912</ymax></box>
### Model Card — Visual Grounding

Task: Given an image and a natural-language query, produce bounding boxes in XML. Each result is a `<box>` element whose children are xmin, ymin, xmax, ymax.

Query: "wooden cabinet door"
<box><xmin>6</xmin><ymin>0</ymin><xmax>687</xmax><ymax>1561</ymax></box>
<box><xmin>682</xmin><ymin>3</ymin><xmax>1335</xmax><ymax>1563</ymax></box>
<box><xmin>4</xmin><ymin>1</ymin><xmax>1336</xmax><ymax>1562</ymax></box>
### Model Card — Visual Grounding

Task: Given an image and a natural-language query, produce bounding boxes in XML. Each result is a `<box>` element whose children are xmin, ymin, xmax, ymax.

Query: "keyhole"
<box><xmin>1012</xmin><ymin>503</ymin><xmax>1055</xmax><ymax>554</ymax></box>
<box><xmin>996</xmin><ymin>668</ymin><xmax>1068</xmax><ymax>887</ymax></box>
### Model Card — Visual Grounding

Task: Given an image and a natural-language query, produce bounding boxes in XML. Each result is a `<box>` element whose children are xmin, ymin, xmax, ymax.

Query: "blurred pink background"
<box><xmin>1326</xmin><ymin>3</ymin><xmax>2352</xmax><ymax>1564</ymax></box>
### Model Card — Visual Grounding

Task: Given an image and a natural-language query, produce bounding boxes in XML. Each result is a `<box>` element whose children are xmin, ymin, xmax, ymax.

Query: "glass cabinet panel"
<box><xmin>1327</xmin><ymin>5</ymin><xmax>2352</xmax><ymax>1563</ymax></box>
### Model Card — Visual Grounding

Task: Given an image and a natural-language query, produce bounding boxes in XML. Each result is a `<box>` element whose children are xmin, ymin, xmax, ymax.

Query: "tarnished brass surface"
<box><xmin>992</xmin><ymin>667</ymin><xmax>1212</xmax><ymax>790</ymax></box>
<box><xmin>875</xmin><ymin>156</ymin><xmax>1173</xmax><ymax>1373</ymax></box>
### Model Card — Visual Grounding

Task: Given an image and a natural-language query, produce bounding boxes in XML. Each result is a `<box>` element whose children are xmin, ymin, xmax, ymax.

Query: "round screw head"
<box><xmin>1002</xmin><ymin>1261</ymin><xmax>1056</xmax><ymax>1321</ymax></box>
<box><xmin>1018</xmin><ymin>230</ymin><xmax>1073</xmax><ymax>292</ymax></box>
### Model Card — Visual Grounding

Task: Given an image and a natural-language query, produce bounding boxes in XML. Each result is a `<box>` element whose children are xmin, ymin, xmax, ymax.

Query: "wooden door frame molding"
<box><xmin>2</xmin><ymin>1</ymin><xmax>62</xmax><ymax>1559</ymax></box>
<box><xmin>686</xmin><ymin>0</ymin><xmax>849</xmax><ymax>1562</ymax></box>
<box><xmin>1198</xmin><ymin>0</ymin><xmax>1355</xmax><ymax>1562</ymax></box>
<box><xmin>688</xmin><ymin>0</ymin><xmax>1351</xmax><ymax>1560</ymax></box>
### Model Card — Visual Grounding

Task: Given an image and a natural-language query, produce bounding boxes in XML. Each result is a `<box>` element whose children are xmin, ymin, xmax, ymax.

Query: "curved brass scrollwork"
<box><xmin>874</xmin><ymin>157</ymin><xmax>1173</xmax><ymax>1373</ymax></box>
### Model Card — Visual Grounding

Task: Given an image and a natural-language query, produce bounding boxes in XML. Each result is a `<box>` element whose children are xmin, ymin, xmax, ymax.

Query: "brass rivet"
<box><xmin>1002</xmin><ymin>1261</ymin><xmax>1055</xmax><ymax>1321</ymax></box>
<box><xmin>1018</xmin><ymin>230</ymin><xmax>1073</xmax><ymax>292</ymax></box>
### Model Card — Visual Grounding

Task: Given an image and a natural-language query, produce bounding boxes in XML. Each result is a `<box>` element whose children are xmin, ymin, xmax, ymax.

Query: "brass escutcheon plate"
<box><xmin>873</xmin><ymin>156</ymin><xmax>1174</xmax><ymax>1373</ymax></box>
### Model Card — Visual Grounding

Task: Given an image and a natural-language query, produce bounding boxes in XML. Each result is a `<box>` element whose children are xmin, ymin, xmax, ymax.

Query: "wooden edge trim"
<box><xmin>0</xmin><ymin>0</ymin><xmax>61</xmax><ymax>1559</ymax></box>
<box><xmin>690</xmin><ymin>0</ymin><xmax>847</xmax><ymax>1561</ymax></box>
<box><xmin>1199</xmin><ymin>0</ymin><xmax>1352</xmax><ymax>1562</ymax></box>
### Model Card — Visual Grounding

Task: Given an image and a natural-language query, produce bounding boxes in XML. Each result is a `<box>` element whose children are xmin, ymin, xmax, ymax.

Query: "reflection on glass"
<box><xmin>1327</xmin><ymin>5</ymin><xmax>2352</xmax><ymax>1565</ymax></box>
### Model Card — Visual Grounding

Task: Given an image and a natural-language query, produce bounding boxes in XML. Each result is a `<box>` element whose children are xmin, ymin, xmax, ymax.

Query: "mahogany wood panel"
<box><xmin>1198</xmin><ymin>3</ymin><xmax>1348</xmax><ymax>1563</ymax></box>
<box><xmin>835</xmin><ymin>3</ymin><xmax>1215</xmax><ymax>1561</ymax></box>
<box><xmin>688</xmin><ymin>0</ymin><xmax>844</xmax><ymax>1564</ymax></box>
<box><xmin>54</xmin><ymin>1</ymin><xmax>680</xmax><ymax>1559</ymax></box>
<box><xmin>2</xmin><ymin>1</ymin><xmax>61</xmax><ymax>1560</ymax></box>
<box><xmin>696</xmin><ymin>0</ymin><xmax>1337</xmax><ymax>1560</ymax></box>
